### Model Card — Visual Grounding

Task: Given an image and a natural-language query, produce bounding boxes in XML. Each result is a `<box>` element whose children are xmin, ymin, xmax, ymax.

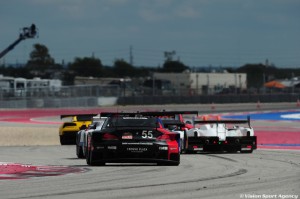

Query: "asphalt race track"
<box><xmin>0</xmin><ymin>103</ymin><xmax>299</xmax><ymax>199</ymax></box>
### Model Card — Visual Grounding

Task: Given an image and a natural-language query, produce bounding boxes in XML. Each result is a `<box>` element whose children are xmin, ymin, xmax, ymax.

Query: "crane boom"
<box><xmin>0</xmin><ymin>24</ymin><xmax>38</xmax><ymax>59</ymax></box>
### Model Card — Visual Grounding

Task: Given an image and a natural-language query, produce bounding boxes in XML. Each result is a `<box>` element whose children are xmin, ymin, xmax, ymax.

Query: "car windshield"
<box><xmin>105</xmin><ymin>117</ymin><xmax>157</xmax><ymax>128</ymax></box>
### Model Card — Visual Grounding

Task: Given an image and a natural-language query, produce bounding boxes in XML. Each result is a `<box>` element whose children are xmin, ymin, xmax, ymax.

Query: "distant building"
<box><xmin>74</xmin><ymin>76</ymin><xmax>131</xmax><ymax>86</ymax></box>
<box><xmin>0</xmin><ymin>75</ymin><xmax>61</xmax><ymax>97</ymax></box>
<box><xmin>153</xmin><ymin>71</ymin><xmax>247</xmax><ymax>95</ymax></box>
<box><xmin>74</xmin><ymin>76</ymin><xmax>135</xmax><ymax>96</ymax></box>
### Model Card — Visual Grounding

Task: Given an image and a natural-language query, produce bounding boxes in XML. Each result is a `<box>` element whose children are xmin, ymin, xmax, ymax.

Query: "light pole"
<box><xmin>196</xmin><ymin>73</ymin><xmax>199</xmax><ymax>95</ymax></box>
<box><xmin>206</xmin><ymin>74</ymin><xmax>210</xmax><ymax>95</ymax></box>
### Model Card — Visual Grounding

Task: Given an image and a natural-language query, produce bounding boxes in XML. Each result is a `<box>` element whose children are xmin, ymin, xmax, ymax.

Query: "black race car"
<box><xmin>85</xmin><ymin>113</ymin><xmax>180</xmax><ymax>166</ymax></box>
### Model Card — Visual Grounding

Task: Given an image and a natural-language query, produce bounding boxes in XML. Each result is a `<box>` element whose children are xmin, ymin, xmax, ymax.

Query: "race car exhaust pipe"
<box><xmin>235</xmin><ymin>139</ymin><xmax>240</xmax><ymax>144</ymax></box>
<box><xmin>205</xmin><ymin>139</ymin><xmax>209</xmax><ymax>144</ymax></box>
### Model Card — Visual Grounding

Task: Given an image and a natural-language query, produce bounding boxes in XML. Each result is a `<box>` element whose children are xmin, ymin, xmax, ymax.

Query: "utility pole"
<box><xmin>129</xmin><ymin>45</ymin><xmax>133</xmax><ymax>66</ymax></box>
<box><xmin>292</xmin><ymin>72</ymin><xmax>295</xmax><ymax>93</ymax></box>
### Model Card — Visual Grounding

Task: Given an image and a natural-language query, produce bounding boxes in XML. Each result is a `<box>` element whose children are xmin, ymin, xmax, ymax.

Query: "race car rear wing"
<box><xmin>161</xmin><ymin>120</ymin><xmax>186</xmax><ymax>130</ymax></box>
<box><xmin>161</xmin><ymin>119</ymin><xmax>185</xmax><ymax>126</ymax></box>
<box><xmin>99</xmin><ymin>112</ymin><xmax>143</xmax><ymax>117</ymax></box>
<box><xmin>193</xmin><ymin>116</ymin><xmax>251</xmax><ymax>128</ymax></box>
<box><xmin>60</xmin><ymin>114</ymin><xmax>98</xmax><ymax>119</ymax></box>
<box><xmin>99</xmin><ymin>112</ymin><xmax>163</xmax><ymax>130</ymax></box>
<box><xmin>140</xmin><ymin>111</ymin><xmax>199</xmax><ymax>117</ymax></box>
<box><xmin>99</xmin><ymin>111</ymin><xmax>198</xmax><ymax>117</ymax></box>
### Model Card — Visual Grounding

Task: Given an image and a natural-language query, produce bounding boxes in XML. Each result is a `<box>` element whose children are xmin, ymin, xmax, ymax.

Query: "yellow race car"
<box><xmin>59</xmin><ymin>114</ymin><xmax>96</xmax><ymax>145</ymax></box>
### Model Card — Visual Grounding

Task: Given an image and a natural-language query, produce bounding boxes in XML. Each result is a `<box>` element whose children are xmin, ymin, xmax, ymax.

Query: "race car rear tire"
<box><xmin>226</xmin><ymin>147</ymin><xmax>238</xmax><ymax>153</ymax></box>
<box><xmin>170</xmin><ymin>153</ymin><xmax>180</xmax><ymax>166</ymax></box>
<box><xmin>76</xmin><ymin>145</ymin><xmax>84</xmax><ymax>159</ymax></box>
<box><xmin>180</xmin><ymin>139</ymin><xmax>184</xmax><ymax>154</ymax></box>
<box><xmin>89</xmin><ymin>153</ymin><xmax>105</xmax><ymax>166</ymax></box>
<box><xmin>60</xmin><ymin>136</ymin><xmax>68</xmax><ymax>145</ymax></box>
<box><xmin>86</xmin><ymin>150</ymin><xmax>91</xmax><ymax>165</ymax></box>
<box><xmin>181</xmin><ymin>130</ymin><xmax>188</xmax><ymax>154</ymax></box>
<box><xmin>157</xmin><ymin>161</ymin><xmax>179</xmax><ymax>166</ymax></box>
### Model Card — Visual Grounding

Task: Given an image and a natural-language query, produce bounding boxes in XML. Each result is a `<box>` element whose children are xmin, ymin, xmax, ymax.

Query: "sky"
<box><xmin>0</xmin><ymin>0</ymin><xmax>299</xmax><ymax>68</ymax></box>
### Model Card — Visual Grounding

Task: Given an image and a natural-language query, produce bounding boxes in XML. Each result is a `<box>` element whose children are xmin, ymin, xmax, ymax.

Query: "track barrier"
<box><xmin>256</xmin><ymin>101</ymin><xmax>261</xmax><ymax>109</ymax></box>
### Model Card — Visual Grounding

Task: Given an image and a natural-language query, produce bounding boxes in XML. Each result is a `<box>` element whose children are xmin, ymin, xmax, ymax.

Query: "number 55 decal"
<box><xmin>142</xmin><ymin>130</ymin><xmax>153</xmax><ymax>138</ymax></box>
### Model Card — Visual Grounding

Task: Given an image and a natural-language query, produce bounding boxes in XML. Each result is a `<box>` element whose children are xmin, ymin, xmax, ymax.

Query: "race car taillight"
<box><xmin>102</xmin><ymin>133</ymin><xmax>118</xmax><ymax>141</ymax></box>
<box><xmin>157</xmin><ymin>134</ymin><xmax>176</xmax><ymax>141</ymax></box>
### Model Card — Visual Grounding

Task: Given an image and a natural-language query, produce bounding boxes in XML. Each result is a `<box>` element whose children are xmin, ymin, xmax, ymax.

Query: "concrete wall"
<box><xmin>0</xmin><ymin>94</ymin><xmax>299</xmax><ymax>109</ymax></box>
<box><xmin>0</xmin><ymin>97</ymin><xmax>118</xmax><ymax>109</ymax></box>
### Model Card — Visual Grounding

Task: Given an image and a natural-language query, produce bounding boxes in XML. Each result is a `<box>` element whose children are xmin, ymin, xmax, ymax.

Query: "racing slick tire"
<box><xmin>157</xmin><ymin>153</ymin><xmax>180</xmax><ymax>166</ymax></box>
<box><xmin>60</xmin><ymin>135</ymin><xmax>68</xmax><ymax>145</ymax></box>
<box><xmin>169</xmin><ymin>161</ymin><xmax>180</xmax><ymax>166</ymax></box>
<box><xmin>226</xmin><ymin>147</ymin><xmax>238</xmax><ymax>153</ymax></box>
<box><xmin>179</xmin><ymin>138</ymin><xmax>184</xmax><ymax>154</ymax></box>
<box><xmin>181</xmin><ymin>130</ymin><xmax>188</xmax><ymax>154</ymax></box>
<box><xmin>86</xmin><ymin>149</ymin><xmax>91</xmax><ymax>165</ymax></box>
<box><xmin>76</xmin><ymin>145</ymin><xmax>84</xmax><ymax>158</ymax></box>
<box><xmin>89</xmin><ymin>152</ymin><xmax>105</xmax><ymax>166</ymax></box>
<box><xmin>157</xmin><ymin>161</ymin><xmax>179</xmax><ymax>166</ymax></box>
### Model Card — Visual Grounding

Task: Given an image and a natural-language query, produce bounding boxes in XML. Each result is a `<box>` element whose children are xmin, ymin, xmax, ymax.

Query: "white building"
<box><xmin>153</xmin><ymin>72</ymin><xmax>247</xmax><ymax>95</ymax></box>
<box><xmin>0</xmin><ymin>75</ymin><xmax>62</xmax><ymax>97</ymax></box>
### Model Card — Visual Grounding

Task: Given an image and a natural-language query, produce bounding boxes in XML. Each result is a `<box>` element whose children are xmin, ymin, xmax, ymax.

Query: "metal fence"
<box><xmin>0</xmin><ymin>85</ymin><xmax>121</xmax><ymax>100</ymax></box>
<box><xmin>0</xmin><ymin>84</ymin><xmax>299</xmax><ymax>108</ymax></box>
<box><xmin>118</xmin><ymin>93</ymin><xmax>300</xmax><ymax>105</ymax></box>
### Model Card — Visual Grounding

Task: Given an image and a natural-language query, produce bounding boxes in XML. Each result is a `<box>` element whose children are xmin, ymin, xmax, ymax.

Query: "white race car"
<box><xmin>161</xmin><ymin>120</ymin><xmax>188</xmax><ymax>154</ymax></box>
<box><xmin>76</xmin><ymin>115</ymin><xmax>106</xmax><ymax>158</ymax></box>
<box><xmin>186</xmin><ymin>116</ymin><xmax>257</xmax><ymax>153</ymax></box>
<box><xmin>142</xmin><ymin>111</ymin><xmax>198</xmax><ymax>154</ymax></box>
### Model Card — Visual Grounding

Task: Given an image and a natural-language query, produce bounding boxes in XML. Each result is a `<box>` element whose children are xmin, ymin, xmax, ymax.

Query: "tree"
<box><xmin>236</xmin><ymin>64</ymin><xmax>267</xmax><ymax>89</ymax></box>
<box><xmin>0</xmin><ymin>65</ymin><xmax>32</xmax><ymax>78</ymax></box>
<box><xmin>161</xmin><ymin>60</ymin><xmax>189</xmax><ymax>73</ymax></box>
<box><xmin>26</xmin><ymin>43</ymin><xmax>55</xmax><ymax>71</ymax></box>
<box><xmin>164</xmin><ymin>51</ymin><xmax>176</xmax><ymax>62</ymax></box>
<box><xmin>68</xmin><ymin>57</ymin><xmax>103</xmax><ymax>77</ymax></box>
<box><xmin>112</xmin><ymin>59</ymin><xmax>135</xmax><ymax>77</ymax></box>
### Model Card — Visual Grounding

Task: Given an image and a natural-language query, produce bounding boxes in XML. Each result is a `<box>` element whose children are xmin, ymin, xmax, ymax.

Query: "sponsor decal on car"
<box><xmin>127</xmin><ymin>147</ymin><xmax>148</xmax><ymax>152</ymax></box>
<box><xmin>159</xmin><ymin>146</ymin><xmax>168</xmax><ymax>150</ymax></box>
<box><xmin>107</xmin><ymin>146</ymin><xmax>117</xmax><ymax>150</ymax></box>
<box><xmin>122</xmin><ymin>142</ymin><xmax>153</xmax><ymax>145</ymax></box>
<box><xmin>122</xmin><ymin>117</ymin><xmax>147</xmax><ymax>119</ymax></box>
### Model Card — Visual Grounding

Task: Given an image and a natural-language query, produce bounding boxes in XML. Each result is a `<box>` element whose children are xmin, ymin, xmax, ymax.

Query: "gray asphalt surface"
<box><xmin>0</xmin><ymin>103</ymin><xmax>299</xmax><ymax>199</ymax></box>
<box><xmin>0</xmin><ymin>146</ymin><xmax>299</xmax><ymax>199</ymax></box>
